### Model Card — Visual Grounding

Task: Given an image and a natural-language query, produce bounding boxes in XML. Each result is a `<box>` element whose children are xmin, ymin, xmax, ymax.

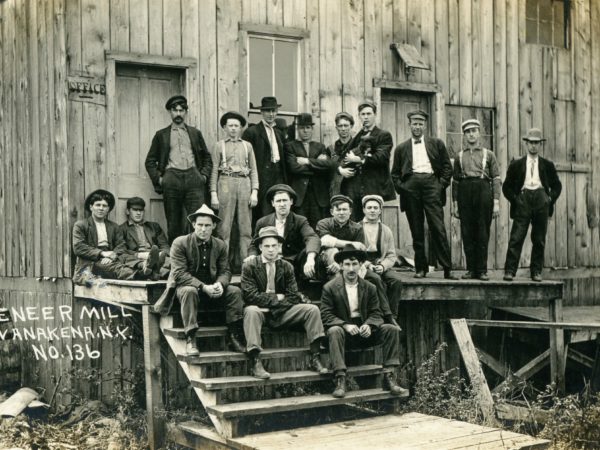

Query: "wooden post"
<box><xmin>548</xmin><ymin>297</ymin><xmax>566</xmax><ymax>393</ymax></box>
<box><xmin>142</xmin><ymin>305</ymin><xmax>165</xmax><ymax>449</ymax></box>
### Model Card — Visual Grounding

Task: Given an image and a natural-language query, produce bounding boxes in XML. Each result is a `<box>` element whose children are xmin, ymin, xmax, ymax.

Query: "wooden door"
<box><xmin>113</xmin><ymin>64</ymin><xmax>184</xmax><ymax>228</ymax></box>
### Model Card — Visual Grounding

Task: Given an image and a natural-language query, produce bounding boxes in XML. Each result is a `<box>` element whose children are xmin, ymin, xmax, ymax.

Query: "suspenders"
<box><xmin>219</xmin><ymin>140</ymin><xmax>249</xmax><ymax>169</ymax></box>
<box><xmin>458</xmin><ymin>148</ymin><xmax>488</xmax><ymax>179</ymax></box>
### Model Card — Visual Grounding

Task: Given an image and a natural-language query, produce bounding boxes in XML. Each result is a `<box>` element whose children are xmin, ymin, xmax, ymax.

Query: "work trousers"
<box><xmin>177</xmin><ymin>285</ymin><xmax>244</xmax><ymax>335</ymax></box>
<box><xmin>327</xmin><ymin>322</ymin><xmax>400</xmax><ymax>374</ymax></box>
<box><xmin>216</xmin><ymin>175</ymin><xmax>252</xmax><ymax>261</ymax></box>
<box><xmin>74</xmin><ymin>259</ymin><xmax>135</xmax><ymax>284</ymax></box>
<box><xmin>122</xmin><ymin>255</ymin><xmax>171</xmax><ymax>279</ymax></box>
<box><xmin>504</xmin><ymin>188</ymin><xmax>550</xmax><ymax>276</ymax></box>
<box><xmin>457</xmin><ymin>178</ymin><xmax>493</xmax><ymax>275</ymax></box>
<box><xmin>162</xmin><ymin>167</ymin><xmax>206</xmax><ymax>244</ymax></box>
<box><xmin>401</xmin><ymin>174</ymin><xmax>452</xmax><ymax>273</ymax></box>
<box><xmin>243</xmin><ymin>304</ymin><xmax>325</xmax><ymax>353</ymax></box>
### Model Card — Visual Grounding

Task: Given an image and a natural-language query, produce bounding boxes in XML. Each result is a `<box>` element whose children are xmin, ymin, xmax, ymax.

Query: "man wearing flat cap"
<box><xmin>242</xmin><ymin>96</ymin><xmax>287</xmax><ymax>225</ymax></box>
<box><xmin>72</xmin><ymin>189</ymin><xmax>138</xmax><ymax>285</ymax></box>
<box><xmin>320</xmin><ymin>244</ymin><xmax>408</xmax><ymax>398</ymax></box>
<box><xmin>284</xmin><ymin>113</ymin><xmax>335</xmax><ymax>227</ymax></box>
<box><xmin>246</xmin><ymin>184</ymin><xmax>321</xmax><ymax>282</ymax></box>
<box><xmin>502</xmin><ymin>128</ymin><xmax>562</xmax><ymax>282</ymax></box>
<box><xmin>451</xmin><ymin>119</ymin><xmax>502</xmax><ymax>281</ymax></box>
<box><xmin>339</xmin><ymin>101</ymin><xmax>396</xmax><ymax>221</ymax></box>
<box><xmin>209</xmin><ymin>111</ymin><xmax>259</xmax><ymax>263</ymax></box>
<box><xmin>145</xmin><ymin>94</ymin><xmax>213</xmax><ymax>244</ymax></box>
<box><xmin>391</xmin><ymin>110</ymin><xmax>457</xmax><ymax>279</ymax></box>
<box><xmin>155</xmin><ymin>205</ymin><xmax>246</xmax><ymax>356</ymax></box>
<box><xmin>242</xmin><ymin>226</ymin><xmax>327</xmax><ymax>379</ymax></box>
<box><xmin>329</xmin><ymin>112</ymin><xmax>356</xmax><ymax>197</ymax></box>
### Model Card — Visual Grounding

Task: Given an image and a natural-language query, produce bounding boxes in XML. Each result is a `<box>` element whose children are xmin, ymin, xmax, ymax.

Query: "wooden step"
<box><xmin>164</xmin><ymin>326</ymin><xmax>308</xmax><ymax>339</ymax></box>
<box><xmin>193</xmin><ymin>364</ymin><xmax>387</xmax><ymax>390</ymax></box>
<box><xmin>206</xmin><ymin>388</ymin><xmax>406</xmax><ymax>419</ymax></box>
<box><xmin>178</xmin><ymin>347</ymin><xmax>310</xmax><ymax>364</ymax></box>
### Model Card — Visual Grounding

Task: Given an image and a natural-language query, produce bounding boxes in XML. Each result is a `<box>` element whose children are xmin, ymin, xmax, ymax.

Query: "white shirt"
<box><xmin>524</xmin><ymin>155</ymin><xmax>542</xmax><ymax>190</ymax></box>
<box><xmin>262</xmin><ymin>120</ymin><xmax>280</xmax><ymax>163</ymax></box>
<box><xmin>411</xmin><ymin>138</ymin><xmax>434</xmax><ymax>174</ymax></box>
<box><xmin>275</xmin><ymin>217</ymin><xmax>286</xmax><ymax>238</ymax></box>
<box><xmin>95</xmin><ymin>222</ymin><xmax>108</xmax><ymax>248</ymax></box>
<box><xmin>362</xmin><ymin>220</ymin><xmax>379</xmax><ymax>252</ymax></box>
<box><xmin>345</xmin><ymin>283</ymin><xmax>360</xmax><ymax>318</ymax></box>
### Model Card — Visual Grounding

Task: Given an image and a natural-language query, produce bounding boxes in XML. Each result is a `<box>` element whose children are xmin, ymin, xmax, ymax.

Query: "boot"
<box><xmin>332</xmin><ymin>373</ymin><xmax>346</xmax><ymax>398</ymax></box>
<box><xmin>186</xmin><ymin>336</ymin><xmax>199</xmax><ymax>357</ymax></box>
<box><xmin>227</xmin><ymin>321</ymin><xmax>247</xmax><ymax>353</ymax></box>
<box><xmin>250</xmin><ymin>353</ymin><xmax>270</xmax><ymax>379</ymax></box>
<box><xmin>383</xmin><ymin>371</ymin><xmax>409</xmax><ymax>397</ymax></box>
<box><xmin>310</xmin><ymin>353</ymin><xmax>328</xmax><ymax>374</ymax></box>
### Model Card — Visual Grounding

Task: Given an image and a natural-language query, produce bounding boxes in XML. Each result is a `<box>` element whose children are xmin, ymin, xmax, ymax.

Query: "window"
<box><xmin>445</xmin><ymin>106</ymin><xmax>494</xmax><ymax>159</ymax></box>
<box><xmin>526</xmin><ymin>0</ymin><xmax>569</xmax><ymax>48</ymax></box>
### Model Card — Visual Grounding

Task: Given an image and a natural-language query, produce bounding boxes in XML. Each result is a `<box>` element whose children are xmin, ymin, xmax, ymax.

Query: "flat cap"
<box><xmin>362</xmin><ymin>194</ymin><xmax>384</xmax><ymax>208</ymax></box>
<box><xmin>335</xmin><ymin>112</ymin><xmax>354</xmax><ymax>126</ymax></box>
<box><xmin>220</xmin><ymin>111</ymin><xmax>247</xmax><ymax>128</ymax></box>
<box><xmin>461</xmin><ymin>119</ymin><xmax>481</xmax><ymax>133</ymax></box>
<box><xmin>126</xmin><ymin>197</ymin><xmax>146</xmax><ymax>209</ymax></box>
<box><xmin>266</xmin><ymin>184</ymin><xmax>297</xmax><ymax>202</ymax></box>
<box><xmin>165</xmin><ymin>95</ymin><xmax>188</xmax><ymax>110</ymax></box>
<box><xmin>407</xmin><ymin>110</ymin><xmax>429</xmax><ymax>121</ymax></box>
<box><xmin>253</xmin><ymin>226</ymin><xmax>285</xmax><ymax>245</ymax></box>
<box><xmin>330</xmin><ymin>194</ymin><xmax>353</xmax><ymax>207</ymax></box>
<box><xmin>358</xmin><ymin>101</ymin><xmax>377</xmax><ymax>113</ymax></box>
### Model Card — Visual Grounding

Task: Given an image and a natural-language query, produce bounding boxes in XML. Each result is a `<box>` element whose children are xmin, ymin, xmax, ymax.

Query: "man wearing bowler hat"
<box><xmin>451</xmin><ymin>119</ymin><xmax>502</xmax><ymax>281</ymax></box>
<box><xmin>145</xmin><ymin>95</ymin><xmax>213</xmax><ymax>244</ymax></box>
<box><xmin>391</xmin><ymin>110</ymin><xmax>457</xmax><ymax>280</ymax></box>
<box><xmin>242</xmin><ymin>96</ymin><xmax>287</xmax><ymax>224</ymax></box>
<box><xmin>503</xmin><ymin>128</ymin><xmax>562</xmax><ymax>282</ymax></box>
<box><xmin>284</xmin><ymin>112</ymin><xmax>335</xmax><ymax>227</ymax></box>
<box><xmin>209</xmin><ymin>111</ymin><xmax>259</xmax><ymax>262</ymax></box>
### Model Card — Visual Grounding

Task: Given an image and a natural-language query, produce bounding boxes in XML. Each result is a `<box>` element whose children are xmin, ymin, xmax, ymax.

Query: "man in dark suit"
<box><xmin>340</xmin><ymin>101</ymin><xmax>396</xmax><ymax>221</ymax></box>
<box><xmin>153</xmin><ymin>205</ymin><xmax>245</xmax><ymax>356</ymax></box>
<box><xmin>145</xmin><ymin>95</ymin><xmax>213</xmax><ymax>244</ymax></box>
<box><xmin>242</xmin><ymin>97</ymin><xmax>287</xmax><ymax>224</ymax></box>
<box><xmin>503</xmin><ymin>128</ymin><xmax>562</xmax><ymax>282</ymax></box>
<box><xmin>284</xmin><ymin>113</ymin><xmax>335</xmax><ymax>227</ymax></box>
<box><xmin>320</xmin><ymin>245</ymin><xmax>407</xmax><ymax>398</ymax></box>
<box><xmin>246</xmin><ymin>184</ymin><xmax>321</xmax><ymax>281</ymax></box>
<box><xmin>242</xmin><ymin>226</ymin><xmax>327</xmax><ymax>379</ymax></box>
<box><xmin>391</xmin><ymin>110</ymin><xmax>457</xmax><ymax>279</ymax></box>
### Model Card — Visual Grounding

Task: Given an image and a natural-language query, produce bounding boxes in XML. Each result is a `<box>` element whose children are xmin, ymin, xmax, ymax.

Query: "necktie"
<box><xmin>266</xmin><ymin>262</ymin><xmax>276</xmax><ymax>293</ymax></box>
<box><xmin>530</xmin><ymin>159</ymin><xmax>535</xmax><ymax>185</ymax></box>
<box><xmin>414</xmin><ymin>139</ymin><xmax>421</xmax><ymax>144</ymax></box>
<box><xmin>267</xmin><ymin>126</ymin><xmax>280</xmax><ymax>163</ymax></box>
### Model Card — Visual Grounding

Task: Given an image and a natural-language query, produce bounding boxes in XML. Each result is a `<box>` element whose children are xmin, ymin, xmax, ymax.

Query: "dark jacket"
<box><xmin>72</xmin><ymin>217</ymin><xmax>126</xmax><ymax>273</ymax></box>
<box><xmin>118</xmin><ymin>221</ymin><xmax>170</xmax><ymax>260</ymax></box>
<box><xmin>345</xmin><ymin>126</ymin><xmax>396</xmax><ymax>201</ymax></box>
<box><xmin>391</xmin><ymin>136</ymin><xmax>453</xmax><ymax>211</ymax></box>
<box><xmin>248</xmin><ymin>212</ymin><xmax>321</xmax><ymax>259</ymax></box>
<box><xmin>320</xmin><ymin>276</ymin><xmax>383</xmax><ymax>329</ymax></box>
<box><xmin>145</xmin><ymin>124</ymin><xmax>213</xmax><ymax>194</ymax></box>
<box><xmin>502</xmin><ymin>155</ymin><xmax>562</xmax><ymax>218</ymax></box>
<box><xmin>284</xmin><ymin>140</ymin><xmax>335</xmax><ymax>208</ymax></box>
<box><xmin>242</xmin><ymin>122</ymin><xmax>287</xmax><ymax>203</ymax></box>
<box><xmin>241</xmin><ymin>255</ymin><xmax>302</xmax><ymax>319</ymax></box>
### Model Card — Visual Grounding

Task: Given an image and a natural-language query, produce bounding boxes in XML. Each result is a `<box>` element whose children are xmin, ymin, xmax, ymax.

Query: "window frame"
<box><xmin>525</xmin><ymin>0</ymin><xmax>571</xmax><ymax>48</ymax></box>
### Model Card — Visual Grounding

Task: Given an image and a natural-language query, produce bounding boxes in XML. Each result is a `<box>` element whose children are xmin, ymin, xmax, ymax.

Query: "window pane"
<box><xmin>554</xmin><ymin>1</ymin><xmax>565</xmax><ymax>47</ymax></box>
<box><xmin>539</xmin><ymin>0</ymin><xmax>553</xmax><ymax>22</ymax></box>
<box><xmin>526</xmin><ymin>19</ymin><xmax>538</xmax><ymax>43</ymax></box>
<box><xmin>274</xmin><ymin>40</ymin><xmax>298</xmax><ymax>112</ymax></box>
<box><xmin>526</xmin><ymin>0</ymin><xmax>538</xmax><ymax>19</ymax></box>
<box><xmin>249</xmin><ymin>37</ymin><xmax>273</xmax><ymax>108</ymax></box>
<box><xmin>539</xmin><ymin>20</ymin><xmax>553</xmax><ymax>45</ymax></box>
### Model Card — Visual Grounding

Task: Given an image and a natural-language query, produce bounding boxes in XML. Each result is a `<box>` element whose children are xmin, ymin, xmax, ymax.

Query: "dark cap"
<box><xmin>85</xmin><ymin>189</ymin><xmax>116</xmax><ymax>212</ymax></box>
<box><xmin>253</xmin><ymin>226</ymin><xmax>285</xmax><ymax>245</ymax></box>
<box><xmin>334</xmin><ymin>244</ymin><xmax>367</xmax><ymax>264</ymax></box>
<box><xmin>259</xmin><ymin>96</ymin><xmax>282</xmax><ymax>110</ymax></box>
<box><xmin>165</xmin><ymin>95</ymin><xmax>188</xmax><ymax>110</ymax></box>
<box><xmin>220</xmin><ymin>111</ymin><xmax>247</xmax><ymax>128</ymax></box>
<box><xmin>266</xmin><ymin>184</ymin><xmax>297</xmax><ymax>203</ymax></box>
<box><xmin>296</xmin><ymin>113</ymin><xmax>315</xmax><ymax>127</ymax></box>
<box><xmin>407</xmin><ymin>110</ymin><xmax>429</xmax><ymax>121</ymax></box>
<box><xmin>126</xmin><ymin>197</ymin><xmax>146</xmax><ymax>209</ymax></box>
<box><xmin>522</xmin><ymin>128</ymin><xmax>547</xmax><ymax>142</ymax></box>
<box><xmin>335</xmin><ymin>112</ymin><xmax>354</xmax><ymax>126</ymax></box>
<box><xmin>330</xmin><ymin>194</ymin><xmax>353</xmax><ymax>208</ymax></box>
<box><xmin>358</xmin><ymin>101</ymin><xmax>377</xmax><ymax>114</ymax></box>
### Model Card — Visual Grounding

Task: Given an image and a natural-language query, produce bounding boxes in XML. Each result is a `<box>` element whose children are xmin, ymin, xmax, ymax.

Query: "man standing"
<box><xmin>391</xmin><ymin>110</ymin><xmax>457</xmax><ymax>279</ymax></box>
<box><xmin>145</xmin><ymin>95</ymin><xmax>213</xmax><ymax>243</ymax></box>
<box><xmin>118</xmin><ymin>197</ymin><xmax>170</xmax><ymax>279</ymax></box>
<box><xmin>503</xmin><ymin>128</ymin><xmax>562</xmax><ymax>282</ymax></box>
<box><xmin>154</xmin><ymin>205</ymin><xmax>246</xmax><ymax>356</ymax></box>
<box><xmin>285</xmin><ymin>113</ymin><xmax>335</xmax><ymax>227</ymax></box>
<box><xmin>242</xmin><ymin>227</ymin><xmax>327</xmax><ymax>379</ymax></box>
<box><xmin>320</xmin><ymin>245</ymin><xmax>407</xmax><ymax>398</ymax></box>
<box><xmin>209</xmin><ymin>111</ymin><xmax>259</xmax><ymax>262</ymax></box>
<box><xmin>329</xmin><ymin>112</ymin><xmax>355</xmax><ymax>197</ymax></box>
<box><xmin>451</xmin><ymin>119</ymin><xmax>502</xmax><ymax>281</ymax></box>
<box><xmin>341</xmin><ymin>102</ymin><xmax>396</xmax><ymax>221</ymax></box>
<box><xmin>242</xmin><ymin>97</ymin><xmax>287</xmax><ymax>223</ymax></box>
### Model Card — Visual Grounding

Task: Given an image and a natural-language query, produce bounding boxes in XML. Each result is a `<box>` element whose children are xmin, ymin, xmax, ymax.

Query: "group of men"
<box><xmin>72</xmin><ymin>93</ymin><xmax>563</xmax><ymax>398</ymax></box>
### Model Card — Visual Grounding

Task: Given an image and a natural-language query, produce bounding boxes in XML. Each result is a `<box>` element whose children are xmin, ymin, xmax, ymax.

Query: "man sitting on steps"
<box><xmin>241</xmin><ymin>226</ymin><xmax>327</xmax><ymax>379</ymax></box>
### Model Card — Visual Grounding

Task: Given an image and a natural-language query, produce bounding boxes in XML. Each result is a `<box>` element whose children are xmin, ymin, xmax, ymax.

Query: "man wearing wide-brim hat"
<box><xmin>451</xmin><ymin>119</ymin><xmax>502</xmax><ymax>281</ymax></box>
<box><xmin>502</xmin><ymin>128</ymin><xmax>562</xmax><ymax>282</ymax></box>
<box><xmin>145</xmin><ymin>94</ymin><xmax>213</xmax><ymax>244</ymax></box>
<box><xmin>242</xmin><ymin>96</ymin><xmax>287</xmax><ymax>224</ymax></box>
<box><xmin>155</xmin><ymin>204</ymin><xmax>246</xmax><ymax>356</ymax></box>
<box><xmin>284</xmin><ymin>112</ymin><xmax>336</xmax><ymax>227</ymax></box>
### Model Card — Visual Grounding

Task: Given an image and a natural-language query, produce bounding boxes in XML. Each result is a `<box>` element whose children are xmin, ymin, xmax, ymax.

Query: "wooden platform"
<box><xmin>172</xmin><ymin>413</ymin><xmax>550</xmax><ymax>450</ymax></box>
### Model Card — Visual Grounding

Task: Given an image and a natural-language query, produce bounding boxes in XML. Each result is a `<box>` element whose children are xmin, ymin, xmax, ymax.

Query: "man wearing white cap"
<box><xmin>451</xmin><ymin>119</ymin><xmax>502</xmax><ymax>280</ymax></box>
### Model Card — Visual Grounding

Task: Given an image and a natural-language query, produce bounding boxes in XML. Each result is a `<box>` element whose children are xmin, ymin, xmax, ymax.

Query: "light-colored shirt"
<box><xmin>345</xmin><ymin>283</ymin><xmax>360</xmax><ymax>318</ymax></box>
<box><xmin>167</xmin><ymin>124</ymin><xmax>195</xmax><ymax>170</ymax></box>
<box><xmin>452</xmin><ymin>147</ymin><xmax>502</xmax><ymax>200</ymax></box>
<box><xmin>128</xmin><ymin>220</ymin><xmax>151</xmax><ymax>251</ymax></box>
<box><xmin>261</xmin><ymin>255</ymin><xmax>277</xmax><ymax>293</ymax></box>
<box><xmin>95</xmin><ymin>222</ymin><xmax>108</xmax><ymax>248</ymax></box>
<box><xmin>362</xmin><ymin>221</ymin><xmax>380</xmax><ymax>252</ymax></box>
<box><xmin>275</xmin><ymin>217</ymin><xmax>286</xmax><ymax>238</ymax></box>
<box><xmin>262</xmin><ymin>120</ymin><xmax>280</xmax><ymax>163</ymax></box>
<box><xmin>524</xmin><ymin>155</ymin><xmax>542</xmax><ymax>190</ymax></box>
<box><xmin>209</xmin><ymin>138</ymin><xmax>259</xmax><ymax>192</ymax></box>
<box><xmin>411</xmin><ymin>138</ymin><xmax>434</xmax><ymax>174</ymax></box>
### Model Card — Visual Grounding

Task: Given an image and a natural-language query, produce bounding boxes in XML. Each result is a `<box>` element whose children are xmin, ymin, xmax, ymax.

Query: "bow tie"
<box><xmin>414</xmin><ymin>139</ymin><xmax>422</xmax><ymax>144</ymax></box>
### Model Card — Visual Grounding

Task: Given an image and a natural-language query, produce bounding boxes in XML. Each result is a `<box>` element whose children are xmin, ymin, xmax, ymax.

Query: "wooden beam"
<box><xmin>466</xmin><ymin>319</ymin><xmax>600</xmax><ymax>331</ymax></box>
<box><xmin>105</xmin><ymin>51</ymin><xmax>196</xmax><ymax>68</ymax></box>
<box><xmin>492</xmin><ymin>350</ymin><xmax>550</xmax><ymax>394</ymax></box>
<box><xmin>567</xmin><ymin>347</ymin><xmax>594</xmax><ymax>369</ymax></box>
<box><xmin>476</xmin><ymin>348</ymin><xmax>507</xmax><ymax>378</ymax></box>
<box><xmin>372</xmin><ymin>78</ymin><xmax>441</xmax><ymax>93</ymax></box>
<box><xmin>238</xmin><ymin>22</ymin><xmax>309</xmax><ymax>38</ymax></box>
<box><xmin>495</xmin><ymin>402</ymin><xmax>550</xmax><ymax>424</ymax></box>
<box><xmin>549</xmin><ymin>298</ymin><xmax>566</xmax><ymax>393</ymax></box>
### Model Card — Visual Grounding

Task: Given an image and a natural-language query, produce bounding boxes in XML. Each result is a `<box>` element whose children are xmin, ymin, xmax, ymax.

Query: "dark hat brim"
<box><xmin>253</xmin><ymin>233</ymin><xmax>285</xmax><ymax>245</ymax></box>
<box><xmin>266</xmin><ymin>184</ymin><xmax>297</xmax><ymax>202</ymax></box>
<box><xmin>165</xmin><ymin>95</ymin><xmax>188</xmax><ymax>110</ymax></box>
<box><xmin>259</xmin><ymin>104</ymin><xmax>282</xmax><ymax>110</ymax></box>
<box><xmin>220</xmin><ymin>111</ymin><xmax>247</xmax><ymax>128</ymax></box>
<box><xmin>334</xmin><ymin>248</ymin><xmax>367</xmax><ymax>264</ymax></box>
<box><xmin>84</xmin><ymin>189</ymin><xmax>116</xmax><ymax>212</ymax></box>
<box><xmin>522</xmin><ymin>137</ymin><xmax>547</xmax><ymax>142</ymax></box>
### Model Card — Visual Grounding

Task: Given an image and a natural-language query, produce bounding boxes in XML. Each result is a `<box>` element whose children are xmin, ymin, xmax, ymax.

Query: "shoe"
<box><xmin>531</xmin><ymin>273</ymin><xmax>543</xmax><ymax>282</ymax></box>
<box><xmin>143</xmin><ymin>245</ymin><xmax>160</xmax><ymax>276</ymax></box>
<box><xmin>227</xmin><ymin>332</ymin><xmax>246</xmax><ymax>353</ymax></box>
<box><xmin>332</xmin><ymin>374</ymin><xmax>346</xmax><ymax>398</ymax></box>
<box><xmin>414</xmin><ymin>271</ymin><xmax>426</xmax><ymax>279</ymax></box>
<box><xmin>461</xmin><ymin>272</ymin><xmax>475</xmax><ymax>280</ymax></box>
<box><xmin>444</xmin><ymin>268</ymin><xmax>458</xmax><ymax>280</ymax></box>
<box><xmin>186</xmin><ymin>337</ymin><xmax>199</xmax><ymax>357</ymax></box>
<box><xmin>503</xmin><ymin>272</ymin><xmax>513</xmax><ymax>281</ymax></box>
<box><xmin>310</xmin><ymin>353</ymin><xmax>328</xmax><ymax>375</ymax></box>
<box><xmin>251</xmin><ymin>357</ymin><xmax>270</xmax><ymax>379</ymax></box>
<box><xmin>478</xmin><ymin>273</ymin><xmax>489</xmax><ymax>281</ymax></box>
<box><xmin>157</xmin><ymin>250</ymin><xmax>167</xmax><ymax>269</ymax></box>
<box><xmin>383</xmin><ymin>372</ymin><xmax>409</xmax><ymax>397</ymax></box>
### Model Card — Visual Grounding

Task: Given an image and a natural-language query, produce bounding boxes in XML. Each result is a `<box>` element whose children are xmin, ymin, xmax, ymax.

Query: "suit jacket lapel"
<box><xmin>256</xmin><ymin>258</ymin><xmax>268</xmax><ymax>292</ymax></box>
<box><xmin>258</xmin><ymin>123</ymin><xmax>271</xmax><ymax>147</ymax></box>
<box><xmin>88</xmin><ymin>217</ymin><xmax>99</xmax><ymax>246</ymax></box>
<box><xmin>338</xmin><ymin>278</ymin><xmax>351</xmax><ymax>317</ymax></box>
<box><xmin>358</xmin><ymin>280</ymin><xmax>368</xmax><ymax>320</ymax></box>
<box><xmin>209</xmin><ymin>237</ymin><xmax>218</xmax><ymax>278</ymax></box>
<box><xmin>284</xmin><ymin>214</ymin><xmax>294</xmax><ymax>240</ymax></box>
<box><xmin>424</xmin><ymin>137</ymin><xmax>436</xmax><ymax>164</ymax></box>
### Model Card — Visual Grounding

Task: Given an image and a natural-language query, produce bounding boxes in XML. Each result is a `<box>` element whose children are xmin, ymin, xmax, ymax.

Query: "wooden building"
<box><xmin>1</xmin><ymin>0</ymin><xmax>599</xmax><ymax>403</ymax></box>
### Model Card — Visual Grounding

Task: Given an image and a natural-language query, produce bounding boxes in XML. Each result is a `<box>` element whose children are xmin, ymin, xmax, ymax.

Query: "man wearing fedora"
<box><xmin>145</xmin><ymin>95</ymin><xmax>213</xmax><ymax>244</ymax></box>
<box><xmin>242</xmin><ymin>96</ymin><xmax>287</xmax><ymax>224</ymax></box>
<box><xmin>329</xmin><ymin>112</ymin><xmax>356</xmax><ymax>197</ymax></box>
<box><xmin>503</xmin><ymin>128</ymin><xmax>562</xmax><ymax>282</ymax></box>
<box><xmin>246</xmin><ymin>184</ymin><xmax>321</xmax><ymax>281</ymax></box>
<box><xmin>391</xmin><ymin>110</ymin><xmax>457</xmax><ymax>280</ymax></box>
<box><xmin>72</xmin><ymin>189</ymin><xmax>138</xmax><ymax>285</ymax></box>
<box><xmin>340</xmin><ymin>101</ymin><xmax>396</xmax><ymax>221</ymax></box>
<box><xmin>154</xmin><ymin>205</ymin><xmax>246</xmax><ymax>356</ymax></box>
<box><xmin>209</xmin><ymin>111</ymin><xmax>259</xmax><ymax>262</ymax></box>
<box><xmin>451</xmin><ymin>119</ymin><xmax>502</xmax><ymax>281</ymax></box>
<box><xmin>320</xmin><ymin>244</ymin><xmax>407</xmax><ymax>398</ymax></box>
<box><xmin>242</xmin><ymin>226</ymin><xmax>327</xmax><ymax>379</ymax></box>
<box><xmin>284</xmin><ymin>113</ymin><xmax>335</xmax><ymax>227</ymax></box>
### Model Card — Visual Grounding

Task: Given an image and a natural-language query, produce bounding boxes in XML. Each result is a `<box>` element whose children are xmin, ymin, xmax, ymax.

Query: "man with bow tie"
<box><xmin>502</xmin><ymin>128</ymin><xmax>562</xmax><ymax>282</ymax></box>
<box><xmin>391</xmin><ymin>110</ymin><xmax>457</xmax><ymax>280</ymax></box>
